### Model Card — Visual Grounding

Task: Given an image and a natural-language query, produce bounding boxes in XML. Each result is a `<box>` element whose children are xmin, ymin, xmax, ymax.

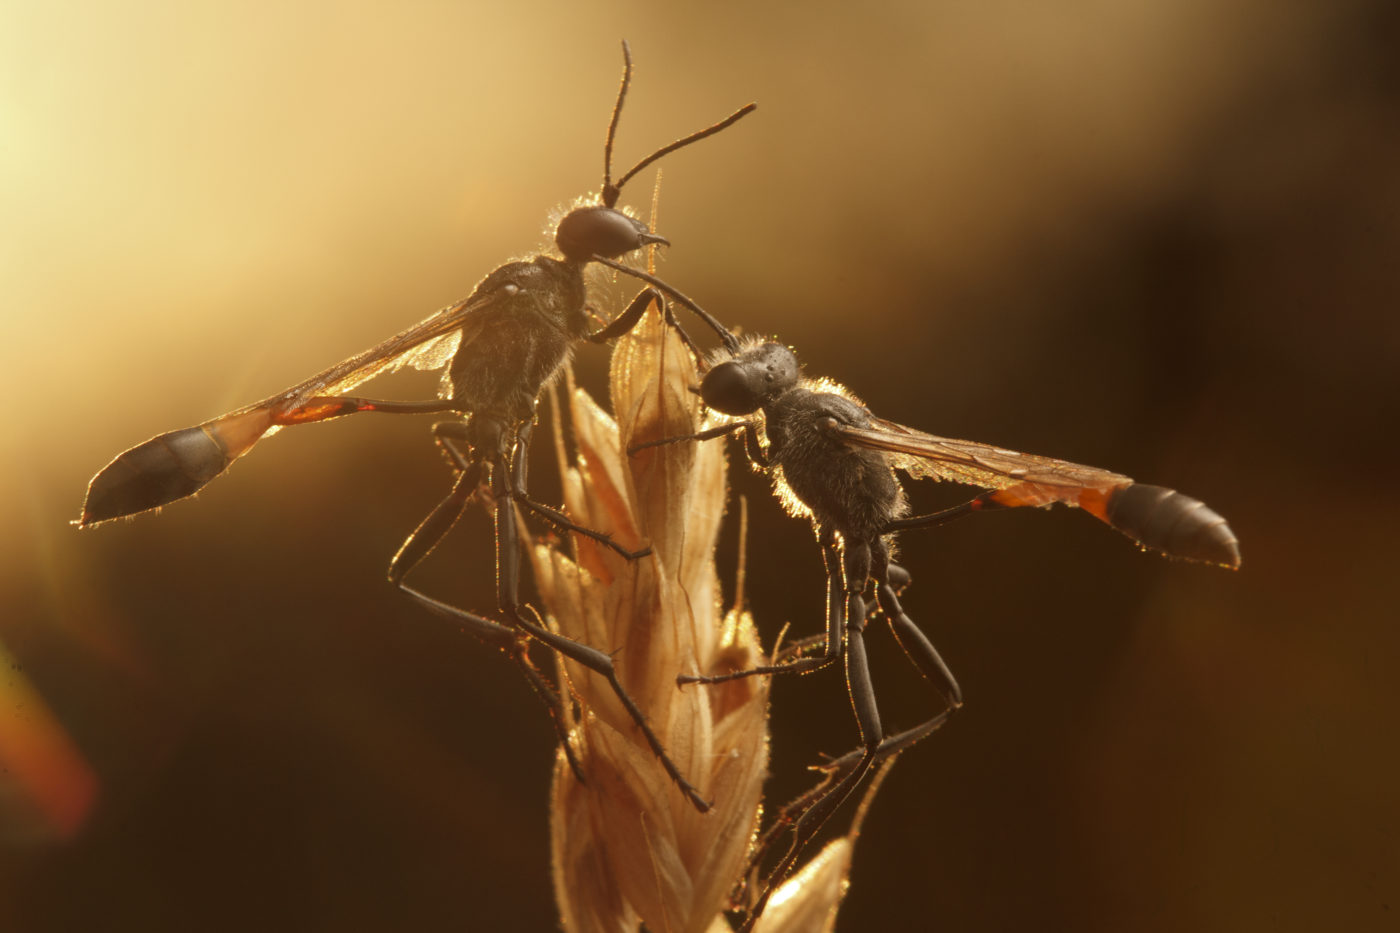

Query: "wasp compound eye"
<box><xmin>700</xmin><ymin>360</ymin><xmax>762</xmax><ymax>415</ymax></box>
<box><xmin>555</xmin><ymin>206</ymin><xmax>667</xmax><ymax>262</ymax></box>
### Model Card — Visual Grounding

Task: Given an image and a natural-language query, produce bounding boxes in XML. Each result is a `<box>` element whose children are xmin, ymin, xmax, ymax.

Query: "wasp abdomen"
<box><xmin>1107</xmin><ymin>483</ymin><xmax>1241</xmax><ymax>569</ymax></box>
<box><xmin>80</xmin><ymin>409</ymin><xmax>274</xmax><ymax>526</ymax></box>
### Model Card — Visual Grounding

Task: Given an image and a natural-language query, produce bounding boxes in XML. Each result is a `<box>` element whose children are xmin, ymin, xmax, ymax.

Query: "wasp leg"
<box><xmin>882</xmin><ymin>491</ymin><xmax>1004</xmax><ymax>533</ymax></box>
<box><xmin>591</xmin><ymin>256</ymin><xmax>740</xmax><ymax>353</ymax></box>
<box><xmin>738</xmin><ymin>701</ymin><xmax>952</xmax><ymax>926</ymax></box>
<box><xmin>275</xmin><ymin>395</ymin><xmax>467</xmax><ymax>424</ymax></box>
<box><xmin>805</xmin><ymin>540</ymin><xmax>961</xmax><ymax>784</ymax></box>
<box><xmin>770</xmin><ymin>630</ymin><xmax>830</xmax><ymax>663</ymax></box>
<box><xmin>509</xmin><ymin>494</ymin><xmax>653</xmax><ymax>560</ymax></box>
<box><xmin>678</xmin><ymin>528</ymin><xmax>843</xmax><ymax>689</ymax></box>
<box><xmin>429</xmin><ymin>420</ymin><xmax>475</xmax><ymax>472</ymax></box>
<box><xmin>585</xmin><ymin>286</ymin><xmax>704</xmax><ymax>365</ymax></box>
<box><xmin>739</xmin><ymin>538</ymin><xmax>960</xmax><ymax>925</ymax></box>
<box><xmin>586</xmin><ymin>286</ymin><xmax>663</xmax><ymax>343</ymax></box>
<box><xmin>486</xmin><ymin>417</ymin><xmax>711</xmax><ymax>814</ymax></box>
<box><xmin>387</xmin><ymin>459</ymin><xmax>485</xmax><ymax>586</ymax></box>
<box><xmin>871</xmin><ymin>537</ymin><xmax>962</xmax><ymax>709</ymax></box>
<box><xmin>737</xmin><ymin>537</ymin><xmax>890</xmax><ymax>932</ymax></box>
<box><xmin>389</xmin><ymin>422</ymin><xmax>584</xmax><ymax>782</ymax></box>
<box><xmin>503</xmin><ymin>420</ymin><xmax>652</xmax><ymax>560</ymax></box>
<box><xmin>627</xmin><ymin>421</ymin><xmax>770</xmax><ymax>470</ymax></box>
<box><xmin>396</xmin><ymin>585</ymin><xmax>586</xmax><ymax>784</ymax></box>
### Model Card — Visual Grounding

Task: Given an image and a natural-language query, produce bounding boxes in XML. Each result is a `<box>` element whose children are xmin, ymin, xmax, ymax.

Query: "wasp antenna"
<box><xmin>602</xmin><ymin>39</ymin><xmax>635</xmax><ymax>206</ymax></box>
<box><xmin>592</xmin><ymin>256</ymin><xmax>741</xmax><ymax>352</ymax></box>
<box><xmin>611</xmin><ymin>102</ymin><xmax>758</xmax><ymax>203</ymax></box>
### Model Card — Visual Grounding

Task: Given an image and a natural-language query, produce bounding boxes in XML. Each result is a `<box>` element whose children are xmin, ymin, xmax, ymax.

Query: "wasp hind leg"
<box><xmin>389</xmin><ymin>420</ymin><xmax>585</xmax><ymax>782</ymax></box>
<box><xmin>486</xmin><ymin>418</ymin><xmax>710</xmax><ymax>813</ymax></box>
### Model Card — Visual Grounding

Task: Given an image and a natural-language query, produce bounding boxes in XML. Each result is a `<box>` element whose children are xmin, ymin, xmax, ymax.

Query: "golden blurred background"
<box><xmin>3</xmin><ymin>1</ymin><xmax>1398</xmax><ymax>929</ymax></box>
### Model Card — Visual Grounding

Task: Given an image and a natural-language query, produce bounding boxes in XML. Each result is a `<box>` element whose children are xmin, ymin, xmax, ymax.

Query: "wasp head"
<box><xmin>555</xmin><ymin>205</ymin><xmax>669</xmax><ymax>263</ymax></box>
<box><xmin>700</xmin><ymin>342</ymin><xmax>800</xmax><ymax>415</ymax></box>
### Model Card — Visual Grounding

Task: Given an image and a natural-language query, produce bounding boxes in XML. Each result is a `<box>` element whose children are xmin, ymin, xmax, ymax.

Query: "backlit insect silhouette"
<box><xmin>78</xmin><ymin>42</ymin><xmax>753</xmax><ymax>812</ymax></box>
<box><xmin>634</xmin><ymin>332</ymin><xmax>1240</xmax><ymax>924</ymax></box>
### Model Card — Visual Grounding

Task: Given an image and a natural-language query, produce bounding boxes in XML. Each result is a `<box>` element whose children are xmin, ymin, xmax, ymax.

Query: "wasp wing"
<box><xmin>245</xmin><ymin>293</ymin><xmax>487</xmax><ymax>418</ymax></box>
<box><xmin>836</xmin><ymin>417</ymin><xmax>1131</xmax><ymax>503</ymax></box>
<box><xmin>79</xmin><ymin>290</ymin><xmax>499</xmax><ymax>526</ymax></box>
<box><xmin>830</xmin><ymin>417</ymin><xmax>1240</xmax><ymax>568</ymax></box>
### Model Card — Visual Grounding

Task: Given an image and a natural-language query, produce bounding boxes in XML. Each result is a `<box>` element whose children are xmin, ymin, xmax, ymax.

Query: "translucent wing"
<box><xmin>837</xmin><ymin>416</ymin><xmax>1132</xmax><ymax>503</ymax></box>
<box><xmin>79</xmin><ymin>290</ymin><xmax>498</xmax><ymax>526</ymax></box>
<box><xmin>830</xmin><ymin>416</ymin><xmax>1240</xmax><ymax>568</ymax></box>
<box><xmin>245</xmin><ymin>292</ymin><xmax>488</xmax><ymax>416</ymax></box>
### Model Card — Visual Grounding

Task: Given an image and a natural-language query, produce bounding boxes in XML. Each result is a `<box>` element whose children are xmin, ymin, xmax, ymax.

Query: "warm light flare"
<box><xmin>0</xmin><ymin>640</ymin><xmax>99</xmax><ymax>843</ymax></box>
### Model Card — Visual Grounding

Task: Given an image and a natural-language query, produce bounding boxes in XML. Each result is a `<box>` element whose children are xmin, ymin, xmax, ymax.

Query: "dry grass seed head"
<box><xmin>533</xmin><ymin>303</ymin><xmax>768</xmax><ymax>932</ymax></box>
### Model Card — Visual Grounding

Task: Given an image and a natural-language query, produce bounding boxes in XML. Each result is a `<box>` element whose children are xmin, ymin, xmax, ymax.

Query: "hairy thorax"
<box><xmin>765</xmin><ymin>388</ymin><xmax>907</xmax><ymax>542</ymax></box>
<box><xmin>448</xmin><ymin>256</ymin><xmax>588</xmax><ymax>425</ymax></box>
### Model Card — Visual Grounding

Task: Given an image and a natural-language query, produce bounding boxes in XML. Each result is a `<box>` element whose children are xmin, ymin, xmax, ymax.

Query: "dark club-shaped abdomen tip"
<box><xmin>1107</xmin><ymin>483</ymin><xmax>1241</xmax><ymax>569</ymax></box>
<box><xmin>79</xmin><ymin>427</ymin><xmax>230</xmax><ymax>526</ymax></box>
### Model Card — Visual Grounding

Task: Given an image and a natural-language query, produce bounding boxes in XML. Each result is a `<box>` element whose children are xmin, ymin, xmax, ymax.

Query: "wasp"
<box><xmin>79</xmin><ymin>42</ymin><xmax>755</xmax><ymax>813</ymax></box>
<box><xmin>635</xmin><ymin>332</ymin><xmax>1240</xmax><ymax>923</ymax></box>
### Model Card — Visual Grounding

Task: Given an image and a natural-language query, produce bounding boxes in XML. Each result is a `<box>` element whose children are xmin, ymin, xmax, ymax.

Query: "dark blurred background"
<box><xmin>3</xmin><ymin>1</ymin><xmax>1398</xmax><ymax>930</ymax></box>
